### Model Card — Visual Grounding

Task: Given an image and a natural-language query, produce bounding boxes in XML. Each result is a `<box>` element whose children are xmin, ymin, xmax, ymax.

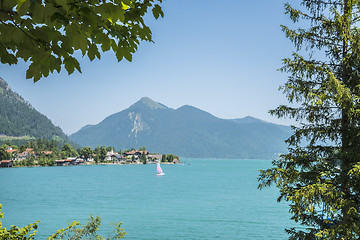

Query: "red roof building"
<box><xmin>6</xmin><ymin>149</ymin><xmax>18</xmax><ymax>154</ymax></box>
<box><xmin>0</xmin><ymin>160</ymin><xmax>13</xmax><ymax>167</ymax></box>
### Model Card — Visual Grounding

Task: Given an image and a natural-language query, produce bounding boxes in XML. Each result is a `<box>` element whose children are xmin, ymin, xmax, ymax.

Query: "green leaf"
<box><xmin>121</xmin><ymin>0</ymin><xmax>131</xmax><ymax>6</ymax></box>
<box><xmin>115</xmin><ymin>46</ymin><xmax>124</xmax><ymax>62</ymax></box>
<box><xmin>123</xmin><ymin>49</ymin><xmax>133</xmax><ymax>62</ymax></box>
<box><xmin>101</xmin><ymin>38</ymin><xmax>111</xmax><ymax>52</ymax></box>
<box><xmin>152</xmin><ymin>4</ymin><xmax>164</xmax><ymax>20</ymax></box>
<box><xmin>61</xmin><ymin>39</ymin><xmax>73</xmax><ymax>54</ymax></box>
<box><xmin>55</xmin><ymin>0</ymin><xmax>69</xmax><ymax>12</ymax></box>
<box><xmin>63</xmin><ymin>57</ymin><xmax>81</xmax><ymax>74</ymax></box>
<box><xmin>17</xmin><ymin>0</ymin><xmax>30</xmax><ymax>16</ymax></box>
<box><xmin>16</xmin><ymin>0</ymin><xmax>26</xmax><ymax>12</ymax></box>
<box><xmin>88</xmin><ymin>44</ymin><xmax>100</xmax><ymax>61</ymax></box>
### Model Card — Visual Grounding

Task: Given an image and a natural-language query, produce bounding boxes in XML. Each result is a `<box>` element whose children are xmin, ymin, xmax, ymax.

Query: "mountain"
<box><xmin>0</xmin><ymin>77</ymin><xmax>67</xmax><ymax>142</ymax></box>
<box><xmin>231</xmin><ymin>116</ymin><xmax>267</xmax><ymax>124</ymax></box>
<box><xmin>70</xmin><ymin>97</ymin><xmax>292</xmax><ymax>159</ymax></box>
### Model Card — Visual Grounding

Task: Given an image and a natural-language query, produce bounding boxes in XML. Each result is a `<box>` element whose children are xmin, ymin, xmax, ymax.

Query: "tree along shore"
<box><xmin>0</xmin><ymin>139</ymin><xmax>179</xmax><ymax>168</ymax></box>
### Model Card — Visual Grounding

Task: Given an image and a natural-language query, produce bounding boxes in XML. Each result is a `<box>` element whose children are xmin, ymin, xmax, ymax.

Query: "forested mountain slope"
<box><xmin>0</xmin><ymin>77</ymin><xmax>67</xmax><ymax>141</ymax></box>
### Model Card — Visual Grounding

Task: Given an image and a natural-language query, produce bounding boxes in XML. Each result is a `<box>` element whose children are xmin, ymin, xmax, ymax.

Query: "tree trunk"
<box><xmin>340</xmin><ymin>0</ymin><xmax>351</xmax><ymax>226</ymax></box>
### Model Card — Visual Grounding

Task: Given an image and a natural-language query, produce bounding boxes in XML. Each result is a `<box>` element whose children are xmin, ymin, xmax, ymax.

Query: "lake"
<box><xmin>0</xmin><ymin>159</ymin><xmax>293</xmax><ymax>239</ymax></box>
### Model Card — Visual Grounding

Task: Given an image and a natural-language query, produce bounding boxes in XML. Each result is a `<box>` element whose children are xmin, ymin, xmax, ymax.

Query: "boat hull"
<box><xmin>156</xmin><ymin>173</ymin><xmax>165</xmax><ymax>176</ymax></box>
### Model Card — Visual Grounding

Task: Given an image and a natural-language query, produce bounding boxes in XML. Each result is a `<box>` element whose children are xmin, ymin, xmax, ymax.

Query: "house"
<box><xmin>41</xmin><ymin>151</ymin><xmax>53</xmax><ymax>156</ymax></box>
<box><xmin>105</xmin><ymin>149</ymin><xmax>116</xmax><ymax>161</ymax></box>
<box><xmin>55</xmin><ymin>158</ymin><xmax>77</xmax><ymax>166</ymax></box>
<box><xmin>111</xmin><ymin>154</ymin><xmax>126</xmax><ymax>163</ymax></box>
<box><xmin>123</xmin><ymin>150</ymin><xmax>135</xmax><ymax>157</ymax></box>
<box><xmin>147</xmin><ymin>154</ymin><xmax>162</xmax><ymax>163</ymax></box>
<box><xmin>65</xmin><ymin>158</ymin><xmax>77</xmax><ymax>165</ymax></box>
<box><xmin>18</xmin><ymin>148</ymin><xmax>35</xmax><ymax>160</ymax></box>
<box><xmin>138</xmin><ymin>150</ymin><xmax>148</xmax><ymax>155</ymax></box>
<box><xmin>123</xmin><ymin>150</ymin><xmax>148</xmax><ymax>159</ymax></box>
<box><xmin>5</xmin><ymin>147</ymin><xmax>19</xmax><ymax>160</ymax></box>
<box><xmin>125</xmin><ymin>158</ymin><xmax>134</xmax><ymax>163</ymax></box>
<box><xmin>0</xmin><ymin>160</ymin><xmax>13</xmax><ymax>167</ymax></box>
<box><xmin>55</xmin><ymin>159</ymin><xmax>66</xmax><ymax>166</ymax></box>
<box><xmin>6</xmin><ymin>147</ymin><xmax>18</xmax><ymax>154</ymax></box>
<box><xmin>76</xmin><ymin>159</ymin><xmax>85</xmax><ymax>165</ymax></box>
<box><xmin>25</xmin><ymin>148</ymin><xmax>34</xmax><ymax>154</ymax></box>
<box><xmin>173</xmin><ymin>159</ymin><xmax>180</xmax><ymax>164</ymax></box>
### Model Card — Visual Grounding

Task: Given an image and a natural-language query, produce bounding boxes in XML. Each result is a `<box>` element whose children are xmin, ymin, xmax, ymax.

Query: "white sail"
<box><xmin>156</xmin><ymin>163</ymin><xmax>165</xmax><ymax>175</ymax></box>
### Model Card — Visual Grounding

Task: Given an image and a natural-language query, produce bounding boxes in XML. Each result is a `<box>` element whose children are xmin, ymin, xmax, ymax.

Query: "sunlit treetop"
<box><xmin>0</xmin><ymin>0</ymin><xmax>164</xmax><ymax>81</ymax></box>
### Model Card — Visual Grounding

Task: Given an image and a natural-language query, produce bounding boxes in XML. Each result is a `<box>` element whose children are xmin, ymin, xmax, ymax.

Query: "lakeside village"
<box><xmin>0</xmin><ymin>140</ymin><xmax>180</xmax><ymax>168</ymax></box>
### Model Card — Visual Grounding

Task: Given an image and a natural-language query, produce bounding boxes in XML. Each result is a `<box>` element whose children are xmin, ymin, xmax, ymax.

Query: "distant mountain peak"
<box><xmin>130</xmin><ymin>97</ymin><xmax>168</xmax><ymax>110</ymax></box>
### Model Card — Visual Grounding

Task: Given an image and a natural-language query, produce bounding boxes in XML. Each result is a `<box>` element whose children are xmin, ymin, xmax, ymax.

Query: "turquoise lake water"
<box><xmin>0</xmin><ymin>159</ymin><xmax>293</xmax><ymax>239</ymax></box>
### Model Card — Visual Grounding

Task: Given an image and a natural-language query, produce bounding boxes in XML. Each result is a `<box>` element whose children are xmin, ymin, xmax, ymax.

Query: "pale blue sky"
<box><xmin>0</xmin><ymin>0</ymin><xmax>295</xmax><ymax>135</ymax></box>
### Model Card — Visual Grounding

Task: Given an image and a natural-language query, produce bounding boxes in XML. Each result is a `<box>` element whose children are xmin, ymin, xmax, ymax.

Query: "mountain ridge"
<box><xmin>70</xmin><ymin>97</ymin><xmax>291</xmax><ymax>159</ymax></box>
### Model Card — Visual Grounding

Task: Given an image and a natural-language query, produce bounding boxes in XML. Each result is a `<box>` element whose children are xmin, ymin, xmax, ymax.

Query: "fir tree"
<box><xmin>258</xmin><ymin>0</ymin><xmax>360</xmax><ymax>238</ymax></box>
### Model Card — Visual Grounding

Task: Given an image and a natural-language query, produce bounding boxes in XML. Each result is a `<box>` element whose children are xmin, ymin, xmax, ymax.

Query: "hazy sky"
<box><xmin>0</xmin><ymin>0</ymin><xmax>295</xmax><ymax>135</ymax></box>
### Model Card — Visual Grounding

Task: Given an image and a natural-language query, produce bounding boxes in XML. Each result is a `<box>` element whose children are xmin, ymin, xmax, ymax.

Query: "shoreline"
<box><xmin>7</xmin><ymin>161</ymin><xmax>179</xmax><ymax>168</ymax></box>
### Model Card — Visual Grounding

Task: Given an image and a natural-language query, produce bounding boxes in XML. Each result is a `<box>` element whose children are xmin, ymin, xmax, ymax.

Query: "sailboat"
<box><xmin>156</xmin><ymin>162</ymin><xmax>165</xmax><ymax>176</ymax></box>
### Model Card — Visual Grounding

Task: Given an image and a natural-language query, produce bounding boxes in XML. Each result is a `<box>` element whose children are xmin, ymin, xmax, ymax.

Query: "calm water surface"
<box><xmin>0</xmin><ymin>159</ymin><xmax>292</xmax><ymax>239</ymax></box>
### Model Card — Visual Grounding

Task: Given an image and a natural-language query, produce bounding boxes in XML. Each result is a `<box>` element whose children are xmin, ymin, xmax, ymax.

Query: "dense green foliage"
<box><xmin>258</xmin><ymin>0</ymin><xmax>360</xmax><ymax>238</ymax></box>
<box><xmin>48</xmin><ymin>215</ymin><xmax>126</xmax><ymax>240</ymax></box>
<box><xmin>161</xmin><ymin>154</ymin><xmax>179</xmax><ymax>163</ymax></box>
<box><xmin>0</xmin><ymin>78</ymin><xmax>68</xmax><ymax>142</ymax></box>
<box><xmin>0</xmin><ymin>0</ymin><xmax>163</xmax><ymax>82</ymax></box>
<box><xmin>61</xmin><ymin>143</ymin><xmax>78</xmax><ymax>158</ymax></box>
<box><xmin>140</xmin><ymin>151</ymin><xmax>146</xmax><ymax>164</ymax></box>
<box><xmin>0</xmin><ymin>204</ymin><xmax>126</xmax><ymax>239</ymax></box>
<box><xmin>79</xmin><ymin>146</ymin><xmax>93</xmax><ymax>161</ymax></box>
<box><xmin>70</xmin><ymin>97</ymin><xmax>292</xmax><ymax>159</ymax></box>
<box><xmin>16</xmin><ymin>138</ymin><xmax>61</xmax><ymax>152</ymax></box>
<box><xmin>0</xmin><ymin>138</ymin><xmax>79</xmax><ymax>166</ymax></box>
<box><xmin>0</xmin><ymin>144</ymin><xmax>10</xmax><ymax>160</ymax></box>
